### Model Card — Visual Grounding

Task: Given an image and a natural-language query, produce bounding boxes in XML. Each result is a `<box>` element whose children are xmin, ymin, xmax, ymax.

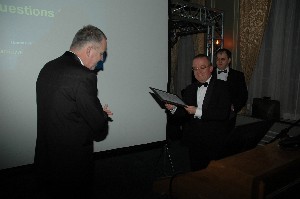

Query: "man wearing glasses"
<box><xmin>166</xmin><ymin>54</ymin><xmax>231</xmax><ymax>171</ymax></box>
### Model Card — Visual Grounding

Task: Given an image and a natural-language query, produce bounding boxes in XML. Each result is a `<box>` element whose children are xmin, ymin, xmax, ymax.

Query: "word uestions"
<box><xmin>0</xmin><ymin>4</ymin><xmax>55</xmax><ymax>18</ymax></box>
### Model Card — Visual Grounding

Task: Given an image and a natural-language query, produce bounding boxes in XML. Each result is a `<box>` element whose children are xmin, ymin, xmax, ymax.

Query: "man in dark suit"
<box><xmin>35</xmin><ymin>25</ymin><xmax>113</xmax><ymax>197</ymax></box>
<box><xmin>166</xmin><ymin>54</ymin><xmax>231</xmax><ymax>171</ymax></box>
<box><xmin>214</xmin><ymin>48</ymin><xmax>248</xmax><ymax>130</ymax></box>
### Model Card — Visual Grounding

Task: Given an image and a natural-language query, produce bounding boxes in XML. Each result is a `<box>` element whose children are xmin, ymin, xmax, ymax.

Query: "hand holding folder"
<box><xmin>149</xmin><ymin>87</ymin><xmax>187</xmax><ymax>107</ymax></box>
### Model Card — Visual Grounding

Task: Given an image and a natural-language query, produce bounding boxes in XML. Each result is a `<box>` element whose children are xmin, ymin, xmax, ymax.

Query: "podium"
<box><xmin>153</xmin><ymin>141</ymin><xmax>300</xmax><ymax>199</ymax></box>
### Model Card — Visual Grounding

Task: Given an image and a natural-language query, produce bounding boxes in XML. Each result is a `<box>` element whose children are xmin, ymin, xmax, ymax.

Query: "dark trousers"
<box><xmin>229</xmin><ymin>114</ymin><xmax>237</xmax><ymax>132</ymax></box>
<box><xmin>188</xmin><ymin>147</ymin><xmax>211</xmax><ymax>172</ymax></box>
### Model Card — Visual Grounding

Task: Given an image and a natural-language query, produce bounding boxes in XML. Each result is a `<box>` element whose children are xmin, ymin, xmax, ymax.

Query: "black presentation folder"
<box><xmin>149</xmin><ymin>87</ymin><xmax>187</xmax><ymax>107</ymax></box>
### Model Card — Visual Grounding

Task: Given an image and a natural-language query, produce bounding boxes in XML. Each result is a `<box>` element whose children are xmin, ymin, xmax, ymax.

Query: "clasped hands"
<box><xmin>165</xmin><ymin>103</ymin><xmax>197</xmax><ymax>115</ymax></box>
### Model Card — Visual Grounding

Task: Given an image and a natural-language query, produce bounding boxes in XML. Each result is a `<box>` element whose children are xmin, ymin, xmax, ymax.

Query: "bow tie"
<box><xmin>197</xmin><ymin>82</ymin><xmax>208</xmax><ymax>88</ymax></box>
<box><xmin>218</xmin><ymin>69</ymin><xmax>227</xmax><ymax>74</ymax></box>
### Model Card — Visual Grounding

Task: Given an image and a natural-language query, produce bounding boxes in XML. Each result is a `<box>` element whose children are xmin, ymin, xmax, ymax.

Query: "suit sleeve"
<box><xmin>167</xmin><ymin>85</ymin><xmax>196</xmax><ymax>123</ymax></box>
<box><xmin>232</xmin><ymin>72</ymin><xmax>248</xmax><ymax>113</ymax></box>
<box><xmin>76</xmin><ymin>73</ymin><xmax>108</xmax><ymax>141</ymax></box>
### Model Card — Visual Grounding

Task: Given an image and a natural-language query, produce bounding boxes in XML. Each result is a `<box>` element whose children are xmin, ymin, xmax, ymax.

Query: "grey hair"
<box><xmin>70</xmin><ymin>25</ymin><xmax>107</xmax><ymax>49</ymax></box>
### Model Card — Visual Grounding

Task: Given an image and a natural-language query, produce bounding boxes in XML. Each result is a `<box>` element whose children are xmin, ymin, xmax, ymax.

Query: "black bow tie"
<box><xmin>218</xmin><ymin>69</ymin><xmax>227</xmax><ymax>74</ymax></box>
<box><xmin>197</xmin><ymin>82</ymin><xmax>208</xmax><ymax>88</ymax></box>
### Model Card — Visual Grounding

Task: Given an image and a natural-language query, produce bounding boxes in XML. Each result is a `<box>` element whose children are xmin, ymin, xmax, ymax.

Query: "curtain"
<box><xmin>175</xmin><ymin>36</ymin><xmax>195</xmax><ymax>97</ymax></box>
<box><xmin>190</xmin><ymin>0</ymin><xmax>206</xmax><ymax>58</ymax></box>
<box><xmin>170</xmin><ymin>41</ymin><xmax>179</xmax><ymax>94</ymax></box>
<box><xmin>239</xmin><ymin>0</ymin><xmax>272</xmax><ymax>84</ymax></box>
<box><xmin>248</xmin><ymin>0</ymin><xmax>300</xmax><ymax>120</ymax></box>
<box><xmin>193</xmin><ymin>33</ymin><xmax>206</xmax><ymax>56</ymax></box>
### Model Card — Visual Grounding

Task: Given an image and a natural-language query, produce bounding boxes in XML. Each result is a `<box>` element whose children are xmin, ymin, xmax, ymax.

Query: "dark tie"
<box><xmin>197</xmin><ymin>82</ymin><xmax>208</xmax><ymax>88</ymax></box>
<box><xmin>218</xmin><ymin>69</ymin><xmax>227</xmax><ymax>74</ymax></box>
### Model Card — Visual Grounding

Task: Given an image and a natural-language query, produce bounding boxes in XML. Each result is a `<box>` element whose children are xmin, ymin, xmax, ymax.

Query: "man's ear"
<box><xmin>86</xmin><ymin>45</ymin><xmax>93</xmax><ymax>57</ymax></box>
<box><xmin>228</xmin><ymin>57</ymin><xmax>231</xmax><ymax>64</ymax></box>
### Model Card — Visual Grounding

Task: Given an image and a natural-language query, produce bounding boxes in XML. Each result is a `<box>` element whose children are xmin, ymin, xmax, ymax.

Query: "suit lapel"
<box><xmin>202</xmin><ymin>76</ymin><xmax>216</xmax><ymax>110</ymax></box>
<box><xmin>191</xmin><ymin>84</ymin><xmax>198</xmax><ymax>106</ymax></box>
<box><xmin>227</xmin><ymin>69</ymin><xmax>232</xmax><ymax>82</ymax></box>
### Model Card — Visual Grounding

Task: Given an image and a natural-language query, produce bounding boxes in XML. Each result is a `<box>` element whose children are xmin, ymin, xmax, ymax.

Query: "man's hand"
<box><xmin>231</xmin><ymin>104</ymin><xmax>235</xmax><ymax>112</ymax></box>
<box><xmin>184</xmin><ymin>106</ymin><xmax>197</xmax><ymax>115</ymax></box>
<box><xmin>165</xmin><ymin>103</ymin><xmax>175</xmax><ymax>110</ymax></box>
<box><xmin>103</xmin><ymin>104</ymin><xmax>113</xmax><ymax>116</ymax></box>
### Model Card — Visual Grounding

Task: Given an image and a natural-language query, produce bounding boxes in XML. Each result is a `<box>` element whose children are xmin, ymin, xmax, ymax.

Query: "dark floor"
<box><xmin>2</xmin><ymin>116</ymin><xmax>299</xmax><ymax>199</ymax></box>
<box><xmin>94</xmin><ymin>140</ymin><xmax>190</xmax><ymax>199</ymax></box>
<box><xmin>0</xmin><ymin>139</ymin><xmax>190</xmax><ymax>199</ymax></box>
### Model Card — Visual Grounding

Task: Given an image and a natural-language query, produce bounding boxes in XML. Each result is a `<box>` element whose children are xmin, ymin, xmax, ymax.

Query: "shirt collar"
<box><xmin>69</xmin><ymin>50</ymin><xmax>84</xmax><ymax>66</ymax></box>
<box><xmin>217</xmin><ymin>66</ymin><xmax>229</xmax><ymax>72</ymax></box>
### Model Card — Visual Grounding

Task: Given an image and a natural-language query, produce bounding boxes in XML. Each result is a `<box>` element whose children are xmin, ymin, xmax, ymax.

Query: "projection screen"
<box><xmin>0</xmin><ymin>0</ymin><xmax>168</xmax><ymax>170</ymax></box>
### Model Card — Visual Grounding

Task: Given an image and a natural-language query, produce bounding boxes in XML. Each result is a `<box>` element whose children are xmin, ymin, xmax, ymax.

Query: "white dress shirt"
<box><xmin>194</xmin><ymin>76</ymin><xmax>211</xmax><ymax>118</ymax></box>
<box><xmin>170</xmin><ymin>76</ymin><xmax>212</xmax><ymax>119</ymax></box>
<box><xmin>217</xmin><ymin>67</ymin><xmax>229</xmax><ymax>81</ymax></box>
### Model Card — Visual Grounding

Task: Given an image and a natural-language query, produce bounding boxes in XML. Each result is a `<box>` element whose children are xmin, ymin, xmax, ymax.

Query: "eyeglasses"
<box><xmin>192</xmin><ymin>65</ymin><xmax>209</xmax><ymax>71</ymax></box>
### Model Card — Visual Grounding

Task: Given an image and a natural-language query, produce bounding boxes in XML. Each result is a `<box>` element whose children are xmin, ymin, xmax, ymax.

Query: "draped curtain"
<box><xmin>170</xmin><ymin>41</ymin><xmax>179</xmax><ymax>94</ymax></box>
<box><xmin>175</xmin><ymin>35</ymin><xmax>195</xmax><ymax>97</ymax></box>
<box><xmin>239</xmin><ymin>0</ymin><xmax>272</xmax><ymax>84</ymax></box>
<box><xmin>248</xmin><ymin>0</ymin><xmax>300</xmax><ymax>120</ymax></box>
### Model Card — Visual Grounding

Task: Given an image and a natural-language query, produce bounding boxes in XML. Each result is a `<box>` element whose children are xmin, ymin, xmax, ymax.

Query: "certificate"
<box><xmin>149</xmin><ymin>87</ymin><xmax>187</xmax><ymax>107</ymax></box>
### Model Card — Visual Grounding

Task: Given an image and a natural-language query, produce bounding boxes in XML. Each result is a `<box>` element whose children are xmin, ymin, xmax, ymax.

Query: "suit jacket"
<box><xmin>213</xmin><ymin>67</ymin><xmax>248</xmax><ymax>114</ymax></box>
<box><xmin>35</xmin><ymin>51</ymin><xmax>108</xmax><ymax>184</ymax></box>
<box><xmin>169</xmin><ymin>75</ymin><xmax>231</xmax><ymax>159</ymax></box>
